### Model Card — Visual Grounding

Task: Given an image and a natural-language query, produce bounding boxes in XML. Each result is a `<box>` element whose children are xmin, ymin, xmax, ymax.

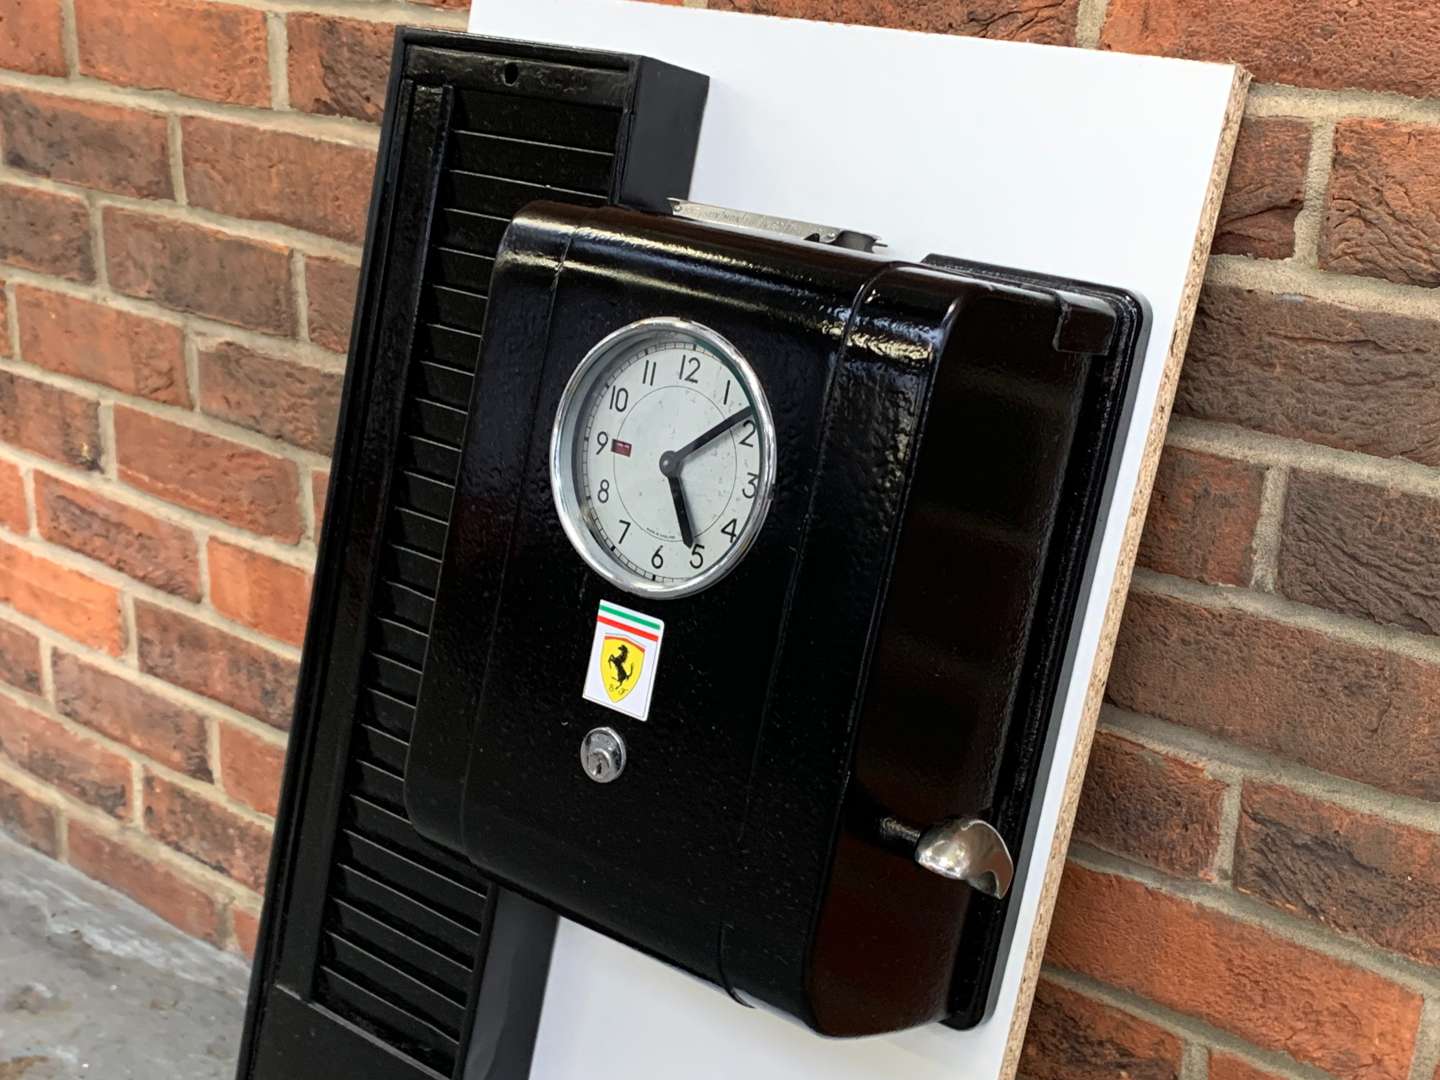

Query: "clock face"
<box><xmin>550</xmin><ymin>318</ymin><xmax>776</xmax><ymax>598</ymax></box>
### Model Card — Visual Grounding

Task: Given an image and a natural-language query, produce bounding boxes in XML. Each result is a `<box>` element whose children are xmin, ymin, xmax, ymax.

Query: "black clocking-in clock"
<box><xmin>406</xmin><ymin>197</ymin><xmax>1147</xmax><ymax>1037</ymax></box>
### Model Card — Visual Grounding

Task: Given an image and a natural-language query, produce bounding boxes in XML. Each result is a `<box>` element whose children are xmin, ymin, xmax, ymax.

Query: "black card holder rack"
<box><xmin>235</xmin><ymin>29</ymin><xmax>707</xmax><ymax>1080</ymax></box>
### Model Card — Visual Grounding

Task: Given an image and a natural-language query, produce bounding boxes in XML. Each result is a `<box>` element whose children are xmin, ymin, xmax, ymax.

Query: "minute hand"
<box><xmin>671</xmin><ymin>406</ymin><xmax>755</xmax><ymax>464</ymax></box>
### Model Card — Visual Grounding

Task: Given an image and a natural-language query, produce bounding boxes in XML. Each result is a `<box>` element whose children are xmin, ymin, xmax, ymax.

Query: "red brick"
<box><xmin>218</xmin><ymin>723</ymin><xmax>285</xmax><ymax>817</ymax></box>
<box><xmin>208</xmin><ymin>539</ymin><xmax>313</xmax><ymax>648</ymax></box>
<box><xmin>0</xmin><ymin>774</ymin><xmax>59</xmax><ymax>855</ymax></box>
<box><xmin>1137</xmin><ymin>448</ymin><xmax>1264</xmax><ymax>586</ymax></box>
<box><xmin>1322</xmin><ymin>120</ymin><xmax>1440</xmax><ymax>289</ymax></box>
<box><xmin>1178</xmin><ymin>286</ymin><xmax>1440</xmax><ymax>467</ymax></box>
<box><xmin>103</xmin><ymin>208</ymin><xmax>294</xmax><ymax>335</ymax></box>
<box><xmin>17</xmin><ymin>287</ymin><xmax>187</xmax><ymax>406</ymax></box>
<box><xmin>1048</xmin><ymin>864</ymin><xmax>1423</xmax><ymax>1080</ymax></box>
<box><xmin>709</xmin><ymin>0</ymin><xmax>1078</xmax><ymax>44</ymax></box>
<box><xmin>1214</xmin><ymin>119</ymin><xmax>1310</xmax><ymax>260</ymax></box>
<box><xmin>305</xmin><ymin>256</ymin><xmax>360</xmax><ymax>354</ymax></box>
<box><xmin>0</xmin><ymin>183</ymin><xmax>93</xmax><ymax>282</ymax></box>
<box><xmin>311</xmin><ymin>470</ymin><xmax>331</xmax><ymax>527</ymax></box>
<box><xmin>0</xmin><ymin>0</ymin><xmax>66</xmax><ymax>76</ymax></box>
<box><xmin>0</xmin><ymin>537</ymin><xmax>122</xmax><ymax>653</ymax></box>
<box><xmin>288</xmin><ymin>14</ymin><xmax>394</xmax><ymax>124</ymax></box>
<box><xmin>35</xmin><ymin>473</ymin><xmax>200</xmax><ymax>600</ymax></box>
<box><xmin>1278</xmin><ymin>471</ymin><xmax>1440</xmax><ymax>636</ymax></box>
<box><xmin>1235</xmin><ymin>783</ymin><xmax>1440</xmax><ymax>968</ymax></box>
<box><xmin>198</xmin><ymin>342</ymin><xmax>342</xmax><ymax>455</ymax></box>
<box><xmin>0</xmin><ymin>90</ymin><xmax>172</xmax><ymax>199</ymax></box>
<box><xmin>0</xmin><ymin>697</ymin><xmax>130</xmax><ymax>816</ymax></box>
<box><xmin>1019</xmin><ymin>980</ymin><xmax>1181</xmax><ymax>1080</ymax></box>
<box><xmin>1108</xmin><ymin>591</ymin><xmax>1440</xmax><ymax>802</ymax></box>
<box><xmin>182</xmin><ymin>118</ymin><xmax>376</xmax><ymax>244</ymax></box>
<box><xmin>68</xmin><ymin>821</ymin><xmax>224</xmax><ymax>943</ymax></box>
<box><xmin>114</xmin><ymin>408</ymin><xmax>302</xmax><ymax>542</ymax></box>
<box><xmin>232</xmin><ymin>905</ymin><xmax>261</xmax><ymax>959</ymax></box>
<box><xmin>0</xmin><ymin>458</ymin><xmax>25</xmax><ymax>533</ymax></box>
<box><xmin>1075</xmin><ymin>731</ymin><xmax>1226</xmax><ymax>878</ymax></box>
<box><xmin>0</xmin><ymin>372</ymin><xmax>101</xmax><ymax>471</ymax></box>
<box><xmin>1209</xmin><ymin>1054</ymin><xmax>1285</xmax><ymax>1080</ymax></box>
<box><xmin>143</xmin><ymin>771</ymin><xmax>271</xmax><ymax>890</ymax></box>
<box><xmin>75</xmin><ymin>0</ymin><xmax>268</xmax><ymax>106</ymax></box>
<box><xmin>135</xmin><ymin>601</ymin><xmax>298</xmax><ymax>730</ymax></box>
<box><xmin>406</xmin><ymin>0</ymin><xmax>471</xmax><ymax>7</ymax></box>
<box><xmin>0</xmin><ymin>286</ymin><xmax>7</xmax><ymax>357</ymax></box>
<box><xmin>53</xmin><ymin>652</ymin><xmax>211</xmax><ymax>781</ymax></box>
<box><xmin>1101</xmin><ymin>0</ymin><xmax>1440</xmax><ymax>99</ymax></box>
<box><xmin>0</xmin><ymin>619</ymin><xmax>41</xmax><ymax>695</ymax></box>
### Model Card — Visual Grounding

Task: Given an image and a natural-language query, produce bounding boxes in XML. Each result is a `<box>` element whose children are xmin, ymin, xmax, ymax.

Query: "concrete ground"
<box><xmin>0</xmin><ymin>832</ymin><xmax>250</xmax><ymax>1079</ymax></box>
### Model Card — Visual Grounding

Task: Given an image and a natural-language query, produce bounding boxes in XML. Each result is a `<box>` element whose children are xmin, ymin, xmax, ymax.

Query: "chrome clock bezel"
<box><xmin>549</xmin><ymin>317</ymin><xmax>777</xmax><ymax>600</ymax></box>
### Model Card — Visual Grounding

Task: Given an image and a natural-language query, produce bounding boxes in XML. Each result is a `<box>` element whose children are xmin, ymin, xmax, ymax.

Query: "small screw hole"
<box><xmin>502</xmin><ymin>62</ymin><xmax>520</xmax><ymax>85</ymax></box>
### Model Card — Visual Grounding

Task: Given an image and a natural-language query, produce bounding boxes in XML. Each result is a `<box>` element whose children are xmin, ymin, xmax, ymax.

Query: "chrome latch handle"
<box><xmin>913</xmin><ymin>819</ymin><xmax>1014</xmax><ymax>899</ymax></box>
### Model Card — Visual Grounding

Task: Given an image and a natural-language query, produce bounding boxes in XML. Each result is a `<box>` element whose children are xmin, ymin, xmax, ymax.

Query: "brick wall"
<box><xmin>0</xmin><ymin>1</ymin><xmax>1435</xmax><ymax>1078</ymax></box>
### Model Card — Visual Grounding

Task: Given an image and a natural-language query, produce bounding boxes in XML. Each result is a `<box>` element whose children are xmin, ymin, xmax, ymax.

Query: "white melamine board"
<box><xmin>466</xmin><ymin>3</ymin><xmax>1246</xmax><ymax>1078</ymax></box>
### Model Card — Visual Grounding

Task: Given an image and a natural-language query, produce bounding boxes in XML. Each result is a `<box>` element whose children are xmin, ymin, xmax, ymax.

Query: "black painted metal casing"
<box><xmin>408</xmin><ymin>202</ymin><xmax>1146</xmax><ymax>1036</ymax></box>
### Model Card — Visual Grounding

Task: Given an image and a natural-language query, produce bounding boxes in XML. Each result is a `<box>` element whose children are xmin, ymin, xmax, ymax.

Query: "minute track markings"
<box><xmin>590</xmin><ymin>377</ymin><xmax>752</xmax><ymax>578</ymax></box>
<box><xmin>587</xmin><ymin>378</ymin><xmax>745</xmax><ymax>562</ymax></box>
<box><xmin>552</xmin><ymin>318</ymin><xmax>774</xmax><ymax>598</ymax></box>
<box><xmin>589</xmin><ymin>381</ymin><xmax>731</xmax><ymax>552</ymax></box>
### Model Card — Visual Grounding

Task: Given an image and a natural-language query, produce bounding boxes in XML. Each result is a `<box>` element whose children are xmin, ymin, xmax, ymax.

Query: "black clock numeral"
<box><xmin>618</xmin><ymin>519</ymin><xmax>632</xmax><ymax>543</ymax></box>
<box><xmin>738</xmin><ymin>419</ymin><xmax>756</xmax><ymax>448</ymax></box>
<box><xmin>721</xmin><ymin>518</ymin><xmax>739</xmax><ymax>545</ymax></box>
<box><xmin>609</xmin><ymin>386</ymin><xmax>629</xmax><ymax>412</ymax></box>
<box><xmin>597</xmin><ymin>479</ymin><xmax>610</xmax><ymax>503</ymax></box>
<box><xmin>642</xmin><ymin>359</ymin><xmax>657</xmax><ymax>385</ymax></box>
<box><xmin>689</xmin><ymin>544</ymin><xmax>705</xmax><ymax>569</ymax></box>
<box><xmin>651</xmin><ymin>546</ymin><xmax>665</xmax><ymax>570</ymax></box>
<box><xmin>595</xmin><ymin>431</ymin><xmax>608</xmax><ymax>454</ymax></box>
<box><xmin>722</xmin><ymin>379</ymin><xmax>731</xmax><ymax>406</ymax></box>
<box><xmin>677</xmin><ymin>355</ymin><xmax>701</xmax><ymax>384</ymax></box>
<box><xmin>742</xmin><ymin>472</ymin><xmax>759</xmax><ymax>499</ymax></box>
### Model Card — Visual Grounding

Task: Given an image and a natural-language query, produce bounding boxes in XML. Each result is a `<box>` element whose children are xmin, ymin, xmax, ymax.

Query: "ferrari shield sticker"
<box><xmin>583</xmin><ymin>601</ymin><xmax>664</xmax><ymax>721</ymax></box>
<box><xmin>599</xmin><ymin>636</ymin><xmax>645</xmax><ymax>702</ymax></box>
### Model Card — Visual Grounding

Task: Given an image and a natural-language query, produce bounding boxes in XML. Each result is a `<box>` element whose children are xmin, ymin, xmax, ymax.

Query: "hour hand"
<box><xmin>668</xmin><ymin>475</ymin><xmax>695</xmax><ymax>547</ymax></box>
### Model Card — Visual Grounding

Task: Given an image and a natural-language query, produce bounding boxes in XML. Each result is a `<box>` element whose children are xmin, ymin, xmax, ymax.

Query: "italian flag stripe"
<box><xmin>597</xmin><ymin>602</ymin><xmax>662</xmax><ymax>631</ymax></box>
<box><xmin>597</xmin><ymin>615</ymin><xmax>659</xmax><ymax>642</ymax></box>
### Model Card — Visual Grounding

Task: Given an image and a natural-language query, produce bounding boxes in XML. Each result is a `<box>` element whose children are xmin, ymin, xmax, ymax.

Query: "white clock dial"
<box><xmin>550</xmin><ymin>318</ymin><xmax>776</xmax><ymax>598</ymax></box>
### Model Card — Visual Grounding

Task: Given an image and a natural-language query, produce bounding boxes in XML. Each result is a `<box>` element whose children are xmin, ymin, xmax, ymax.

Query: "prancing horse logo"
<box><xmin>600</xmin><ymin>635</ymin><xmax>645</xmax><ymax>703</ymax></box>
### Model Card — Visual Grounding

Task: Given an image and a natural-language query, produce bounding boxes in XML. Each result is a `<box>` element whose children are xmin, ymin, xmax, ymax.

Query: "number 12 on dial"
<box><xmin>550</xmin><ymin>318</ymin><xmax>776</xmax><ymax>598</ymax></box>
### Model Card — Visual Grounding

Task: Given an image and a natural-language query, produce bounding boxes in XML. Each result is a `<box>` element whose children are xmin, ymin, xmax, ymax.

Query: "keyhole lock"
<box><xmin>580</xmin><ymin>727</ymin><xmax>626</xmax><ymax>783</ymax></box>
